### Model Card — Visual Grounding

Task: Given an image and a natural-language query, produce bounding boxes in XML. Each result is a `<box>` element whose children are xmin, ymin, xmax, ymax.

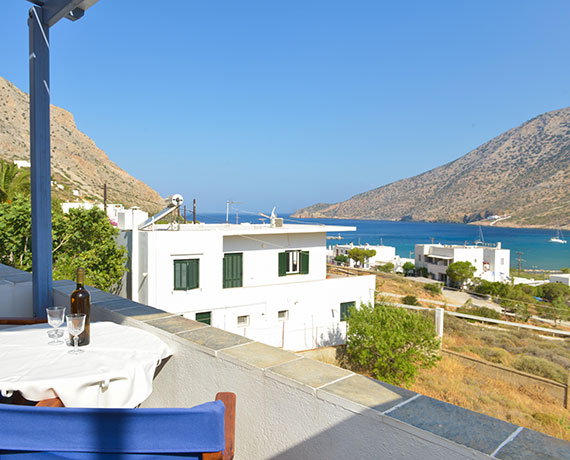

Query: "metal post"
<box><xmin>103</xmin><ymin>183</ymin><xmax>107</xmax><ymax>211</ymax></box>
<box><xmin>29</xmin><ymin>6</ymin><xmax>52</xmax><ymax>317</ymax></box>
<box><xmin>193</xmin><ymin>199</ymin><xmax>196</xmax><ymax>224</ymax></box>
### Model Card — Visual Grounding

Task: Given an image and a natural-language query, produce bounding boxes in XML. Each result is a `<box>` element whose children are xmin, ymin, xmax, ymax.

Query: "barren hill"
<box><xmin>0</xmin><ymin>76</ymin><xmax>164</xmax><ymax>213</ymax></box>
<box><xmin>294</xmin><ymin>108</ymin><xmax>570</xmax><ymax>229</ymax></box>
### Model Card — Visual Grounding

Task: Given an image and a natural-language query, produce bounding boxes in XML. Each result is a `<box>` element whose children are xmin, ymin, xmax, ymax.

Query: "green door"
<box><xmin>223</xmin><ymin>253</ymin><xmax>243</xmax><ymax>288</ymax></box>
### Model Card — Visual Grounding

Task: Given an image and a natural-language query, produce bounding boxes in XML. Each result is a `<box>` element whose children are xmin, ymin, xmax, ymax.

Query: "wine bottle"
<box><xmin>70</xmin><ymin>267</ymin><xmax>90</xmax><ymax>346</ymax></box>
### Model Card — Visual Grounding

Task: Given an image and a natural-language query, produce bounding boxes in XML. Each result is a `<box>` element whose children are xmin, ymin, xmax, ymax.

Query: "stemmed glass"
<box><xmin>66</xmin><ymin>313</ymin><xmax>86</xmax><ymax>354</ymax></box>
<box><xmin>46</xmin><ymin>306</ymin><xmax>66</xmax><ymax>345</ymax></box>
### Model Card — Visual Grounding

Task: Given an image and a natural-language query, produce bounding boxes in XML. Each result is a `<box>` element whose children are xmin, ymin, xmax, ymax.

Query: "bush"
<box><xmin>479</xmin><ymin>347</ymin><xmax>511</xmax><ymax>365</ymax></box>
<box><xmin>402</xmin><ymin>261</ymin><xmax>415</xmax><ymax>275</ymax></box>
<box><xmin>512</xmin><ymin>355</ymin><xmax>568</xmax><ymax>384</ymax></box>
<box><xmin>415</xmin><ymin>267</ymin><xmax>429</xmax><ymax>278</ymax></box>
<box><xmin>423</xmin><ymin>283</ymin><xmax>442</xmax><ymax>295</ymax></box>
<box><xmin>345</xmin><ymin>303</ymin><xmax>440</xmax><ymax>385</ymax></box>
<box><xmin>402</xmin><ymin>295</ymin><xmax>420</xmax><ymax>306</ymax></box>
<box><xmin>377</xmin><ymin>262</ymin><xmax>394</xmax><ymax>273</ymax></box>
<box><xmin>456</xmin><ymin>305</ymin><xmax>502</xmax><ymax>320</ymax></box>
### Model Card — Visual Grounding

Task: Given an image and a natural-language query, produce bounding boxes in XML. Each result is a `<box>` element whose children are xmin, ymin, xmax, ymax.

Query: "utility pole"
<box><xmin>183</xmin><ymin>205</ymin><xmax>187</xmax><ymax>224</ymax></box>
<box><xmin>103</xmin><ymin>183</ymin><xmax>107</xmax><ymax>211</ymax></box>
<box><xmin>516</xmin><ymin>251</ymin><xmax>523</xmax><ymax>275</ymax></box>
<box><xmin>430</xmin><ymin>237</ymin><xmax>435</xmax><ymax>244</ymax></box>
<box><xmin>193</xmin><ymin>198</ymin><xmax>196</xmax><ymax>224</ymax></box>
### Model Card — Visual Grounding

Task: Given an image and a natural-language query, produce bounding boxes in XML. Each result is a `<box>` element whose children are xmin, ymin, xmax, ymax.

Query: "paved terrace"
<box><xmin>1</xmin><ymin>263</ymin><xmax>569</xmax><ymax>459</ymax></box>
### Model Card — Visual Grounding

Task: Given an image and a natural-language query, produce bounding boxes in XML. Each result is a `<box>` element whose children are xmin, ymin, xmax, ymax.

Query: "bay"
<box><xmin>192</xmin><ymin>212</ymin><xmax>570</xmax><ymax>270</ymax></box>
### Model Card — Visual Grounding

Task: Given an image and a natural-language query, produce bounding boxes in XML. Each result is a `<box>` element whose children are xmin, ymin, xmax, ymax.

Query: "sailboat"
<box><xmin>549</xmin><ymin>229</ymin><xmax>567</xmax><ymax>244</ymax></box>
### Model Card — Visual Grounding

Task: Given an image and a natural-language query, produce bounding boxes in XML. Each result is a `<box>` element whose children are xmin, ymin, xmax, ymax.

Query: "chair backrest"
<box><xmin>0</xmin><ymin>400</ymin><xmax>226</xmax><ymax>458</ymax></box>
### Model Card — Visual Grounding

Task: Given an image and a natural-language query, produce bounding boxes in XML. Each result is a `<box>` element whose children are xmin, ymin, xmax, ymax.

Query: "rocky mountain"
<box><xmin>0</xmin><ymin>76</ymin><xmax>164</xmax><ymax>213</ymax></box>
<box><xmin>294</xmin><ymin>107</ymin><xmax>570</xmax><ymax>229</ymax></box>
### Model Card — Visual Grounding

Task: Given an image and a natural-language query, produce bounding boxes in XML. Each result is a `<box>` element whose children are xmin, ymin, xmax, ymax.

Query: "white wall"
<box><xmin>550</xmin><ymin>274</ymin><xmax>570</xmax><ymax>286</ymax></box>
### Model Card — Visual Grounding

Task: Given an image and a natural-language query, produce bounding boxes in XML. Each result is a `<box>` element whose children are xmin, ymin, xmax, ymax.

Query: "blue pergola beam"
<box><xmin>27</xmin><ymin>0</ymin><xmax>100</xmax><ymax>317</ymax></box>
<box><xmin>29</xmin><ymin>6</ymin><xmax>53</xmax><ymax>317</ymax></box>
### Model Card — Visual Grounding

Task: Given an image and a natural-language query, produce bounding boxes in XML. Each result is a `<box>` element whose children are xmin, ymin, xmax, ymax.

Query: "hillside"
<box><xmin>0</xmin><ymin>76</ymin><xmax>164</xmax><ymax>213</ymax></box>
<box><xmin>294</xmin><ymin>108</ymin><xmax>570</xmax><ymax>229</ymax></box>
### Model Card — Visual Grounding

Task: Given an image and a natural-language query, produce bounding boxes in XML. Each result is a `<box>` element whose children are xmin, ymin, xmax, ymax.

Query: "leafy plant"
<box><xmin>402</xmin><ymin>295</ymin><xmax>420</xmax><ymax>306</ymax></box>
<box><xmin>344</xmin><ymin>303</ymin><xmax>440</xmax><ymax>385</ymax></box>
<box><xmin>347</xmin><ymin>247</ymin><xmax>376</xmax><ymax>268</ymax></box>
<box><xmin>0</xmin><ymin>160</ymin><xmax>30</xmax><ymax>203</ymax></box>
<box><xmin>423</xmin><ymin>282</ymin><xmax>442</xmax><ymax>295</ymax></box>
<box><xmin>376</xmin><ymin>262</ymin><xmax>394</xmax><ymax>273</ymax></box>
<box><xmin>415</xmin><ymin>266</ymin><xmax>429</xmax><ymax>278</ymax></box>
<box><xmin>402</xmin><ymin>261</ymin><xmax>415</xmax><ymax>275</ymax></box>
<box><xmin>334</xmin><ymin>254</ymin><xmax>349</xmax><ymax>266</ymax></box>
<box><xmin>0</xmin><ymin>195</ymin><xmax>126</xmax><ymax>291</ymax></box>
<box><xmin>446</xmin><ymin>261</ymin><xmax>476</xmax><ymax>288</ymax></box>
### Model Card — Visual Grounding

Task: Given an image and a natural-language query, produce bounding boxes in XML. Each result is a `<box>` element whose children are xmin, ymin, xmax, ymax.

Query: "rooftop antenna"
<box><xmin>226</xmin><ymin>200</ymin><xmax>244</xmax><ymax>224</ymax></box>
<box><xmin>259</xmin><ymin>207</ymin><xmax>279</xmax><ymax>227</ymax></box>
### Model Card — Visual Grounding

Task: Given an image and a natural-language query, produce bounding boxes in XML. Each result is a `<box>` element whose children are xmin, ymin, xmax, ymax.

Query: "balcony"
<box><xmin>1</xmin><ymin>263</ymin><xmax>569</xmax><ymax>459</ymax></box>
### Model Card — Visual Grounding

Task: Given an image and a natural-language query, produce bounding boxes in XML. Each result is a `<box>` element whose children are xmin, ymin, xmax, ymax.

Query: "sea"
<box><xmin>190</xmin><ymin>212</ymin><xmax>570</xmax><ymax>271</ymax></box>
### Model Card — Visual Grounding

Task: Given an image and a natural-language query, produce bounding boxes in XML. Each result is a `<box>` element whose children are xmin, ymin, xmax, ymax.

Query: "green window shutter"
<box><xmin>300</xmin><ymin>251</ymin><xmax>310</xmax><ymax>275</ymax></box>
<box><xmin>278</xmin><ymin>252</ymin><xmax>288</xmax><ymax>277</ymax></box>
<box><xmin>196</xmin><ymin>311</ymin><xmax>211</xmax><ymax>325</ymax></box>
<box><xmin>174</xmin><ymin>259</ymin><xmax>199</xmax><ymax>290</ymax></box>
<box><xmin>223</xmin><ymin>253</ymin><xmax>243</xmax><ymax>288</ymax></box>
<box><xmin>188</xmin><ymin>259</ymin><xmax>199</xmax><ymax>290</ymax></box>
<box><xmin>174</xmin><ymin>260</ymin><xmax>186</xmax><ymax>290</ymax></box>
<box><xmin>340</xmin><ymin>301</ymin><xmax>355</xmax><ymax>321</ymax></box>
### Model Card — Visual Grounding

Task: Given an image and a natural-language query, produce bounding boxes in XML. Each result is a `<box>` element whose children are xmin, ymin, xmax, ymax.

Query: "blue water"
<box><xmin>191</xmin><ymin>212</ymin><xmax>570</xmax><ymax>270</ymax></box>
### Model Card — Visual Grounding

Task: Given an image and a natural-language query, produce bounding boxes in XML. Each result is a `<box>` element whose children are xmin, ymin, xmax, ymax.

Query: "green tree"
<box><xmin>415</xmin><ymin>266</ymin><xmax>429</xmax><ymax>278</ymax></box>
<box><xmin>345</xmin><ymin>303</ymin><xmax>440</xmax><ymax>385</ymax></box>
<box><xmin>446</xmin><ymin>261</ymin><xmax>476</xmax><ymax>289</ymax></box>
<box><xmin>376</xmin><ymin>262</ymin><xmax>394</xmax><ymax>273</ymax></box>
<box><xmin>347</xmin><ymin>247</ymin><xmax>376</xmax><ymax>268</ymax></box>
<box><xmin>402</xmin><ymin>261</ymin><xmax>415</xmax><ymax>275</ymax></box>
<box><xmin>0</xmin><ymin>195</ymin><xmax>126</xmax><ymax>291</ymax></box>
<box><xmin>0</xmin><ymin>160</ymin><xmax>30</xmax><ymax>203</ymax></box>
<box><xmin>334</xmin><ymin>254</ymin><xmax>349</xmax><ymax>266</ymax></box>
<box><xmin>539</xmin><ymin>296</ymin><xmax>570</xmax><ymax>326</ymax></box>
<box><xmin>561</xmin><ymin>267</ymin><xmax>570</xmax><ymax>274</ymax></box>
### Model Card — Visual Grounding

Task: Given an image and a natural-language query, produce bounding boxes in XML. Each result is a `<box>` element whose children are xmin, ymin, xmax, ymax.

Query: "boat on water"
<box><xmin>474</xmin><ymin>226</ymin><xmax>485</xmax><ymax>245</ymax></box>
<box><xmin>549</xmin><ymin>229</ymin><xmax>567</xmax><ymax>244</ymax></box>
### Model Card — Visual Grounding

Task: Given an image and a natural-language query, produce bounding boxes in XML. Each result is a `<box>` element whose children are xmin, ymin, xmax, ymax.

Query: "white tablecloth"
<box><xmin>0</xmin><ymin>322</ymin><xmax>172</xmax><ymax>408</ymax></box>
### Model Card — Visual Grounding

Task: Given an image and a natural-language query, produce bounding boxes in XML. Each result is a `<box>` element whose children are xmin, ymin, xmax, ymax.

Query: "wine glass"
<box><xmin>46</xmin><ymin>306</ymin><xmax>65</xmax><ymax>345</ymax></box>
<box><xmin>66</xmin><ymin>313</ymin><xmax>86</xmax><ymax>354</ymax></box>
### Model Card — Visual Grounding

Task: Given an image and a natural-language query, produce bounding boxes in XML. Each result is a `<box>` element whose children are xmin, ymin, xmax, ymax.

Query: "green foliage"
<box><xmin>345</xmin><ymin>303</ymin><xmax>440</xmax><ymax>385</ymax></box>
<box><xmin>538</xmin><ymin>282</ymin><xmax>570</xmax><ymax>302</ymax></box>
<box><xmin>0</xmin><ymin>195</ymin><xmax>126</xmax><ymax>291</ymax></box>
<box><xmin>402</xmin><ymin>295</ymin><xmax>420</xmax><ymax>306</ymax></box>
<box><xmin>376</xmin><ymin>262</ymin><xmax>394</xmax><ymax>273</ymax></box>
<box><xmin>347</xmin><ymin>247</ymin><xmax>376</xmax><ymax>267</ymax></box>
<box><xmin>402</xmin><ymin>261</ymin><xmax>415</xmax><ymax>274</ymax></box>
<box><xmin>334</xmin><ymin>254</ymin><xmax>349</xmax><ymax>266</ymax></box>
<box><xmin>561</xmin><ymin>267</ymin><xmax>570</xmax><ymax>274</ymax></box>
<box><xmin>415</xmin><ymin>266</ymin><xmax>429</xmax><ymax>278</ymax></box>
<box><xmin>538</xmin><ymin>296</ymin><xmax>570</xmax><ymax>326</ymax></box>
<box><xmin>456</xmin><ymin>305</ymin><xmax>502</xmax><ymax>320</ymax></box>
<box><xmin>446</xmin><ymin>261</ymin><xmax>476</xmax><ymax>288</ymax></box>
<box><xmin>423</xmin><ymin>282</ymin><xmax>442</xmax><ymax>295</ymax></box>
<box><xmin>512</xmin><ymin>355</ymin><xmax>568</xmax><ymax>384</ymax></box>
<box><xmin>0</xmin><ymin>160</ymin><xmax>30</xmax><ymax>203</ymax></box>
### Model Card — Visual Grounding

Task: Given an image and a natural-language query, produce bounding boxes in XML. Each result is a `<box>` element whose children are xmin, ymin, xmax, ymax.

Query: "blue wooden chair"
<box><xmin>0</xmin><ymin>392</ymin><xmax>236</xmax><ymax>460</ymax></box>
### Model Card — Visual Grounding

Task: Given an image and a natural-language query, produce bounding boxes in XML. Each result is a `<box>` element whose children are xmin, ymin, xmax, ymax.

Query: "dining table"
<box><xmin>0</xmin><ymin>321</ymin><xmax>172</xmax><ymax>408</ymax></box>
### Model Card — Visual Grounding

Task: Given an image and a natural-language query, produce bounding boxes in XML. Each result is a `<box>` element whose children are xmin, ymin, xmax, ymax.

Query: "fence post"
<box><xmin>564</xmin><ymin>372</ymin><xmax>570</xmax><ymax>410</ymax></box>
<box><xmin>566</xmin><ymin>371</ymin><xmax>570</xmax><ymax>411</ymax></box>
<box><xmin>435</xmin><ymin>307</ymin><xmax>444</xmax><ymax>344</ymax></box>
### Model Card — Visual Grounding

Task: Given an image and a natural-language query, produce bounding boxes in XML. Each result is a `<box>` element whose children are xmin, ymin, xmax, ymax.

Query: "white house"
<box><xmin>62</xmin><ymin>202</ymin><xmax>124</xmax><ymax>225</ymax></box>
<box><xmin>550</xmin><ymin>273</ymin><xmax>570</xmax><ymax>286</ymax></box>
<box><xmin>329</xmin><ymin>243</ymin><xmax>413</xmax><ymax>272</ymax></box>
<box><xmin>117</xmin><ymin>208</ymin><xmax>376</xmax><ymax>351</ymax></box>
<box><xmin>13</xmin><ymin>160</ymin><xmax>31</xmax><ymax>168</ymax></box>
<box><xmin>415</xmin><ymin>242</ymin><xmax>510</xmax><ymax>284</ymax></box>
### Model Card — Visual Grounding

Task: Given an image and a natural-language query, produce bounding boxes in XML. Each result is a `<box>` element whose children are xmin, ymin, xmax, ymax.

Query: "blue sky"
<box><xmin>2</xmin><ymin>1</ymin><xmax>570</xmax><ymax>213</ymax></box>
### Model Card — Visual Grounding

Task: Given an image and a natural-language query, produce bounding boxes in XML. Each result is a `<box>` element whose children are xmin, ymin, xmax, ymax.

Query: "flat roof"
<box><xmin>145</xmin><ymin>223</ymin><xmax>356</xmax><ymax>236</ymax></box>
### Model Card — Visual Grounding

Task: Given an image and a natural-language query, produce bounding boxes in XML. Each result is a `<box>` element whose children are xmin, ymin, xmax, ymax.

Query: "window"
<box><xmin>174</xmin><ymin>259</ymin><xmax>199</xmax><ymax>290</ymax></box>
<box><xmin>278</xmin><ymin>310</ymin><xmax>289</xmax><ymax>321</ymax></box>
<box><xmin>340</xmin><ymin>301</ymin><xmax>355</xmax><ymax>321</ymax></box>
<box><xmin>237</xmin><ymin>315</ymin><xmax>249</xmax><ymax>327</ymax></box>
<box><xmin>278</xmin><ymin>250</ymin><xmax>309</xmax><ymax>276</ymax></box>
<box><xmin>500</xmin><ymin>258</ymin><xmax>505</xmax><ymax>265</ymax></box>
<box><xmin>223</xmin><ymin>253</ymin><xmax>243</xmax><ymax>288</ymax></box>
<box><xmin>195</xmin><ymin>311</ymin><xmax>211</xmax><ymax>325</ymax></box>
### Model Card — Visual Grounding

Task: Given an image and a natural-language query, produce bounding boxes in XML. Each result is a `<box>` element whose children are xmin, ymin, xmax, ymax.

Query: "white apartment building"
<box><xmin>117</xmin><ymin>209</ymin><xmax>375</xmax><ymax>351</ymax></box>
<box><xmin>415</xmin><ymin>242</ymin><xmax>510</xmax><ymax>284</ymax></box>
<box><xmin>550</xmin><ymin>273</ymin><xmax>570</xmax><ymax>286</ymax></box>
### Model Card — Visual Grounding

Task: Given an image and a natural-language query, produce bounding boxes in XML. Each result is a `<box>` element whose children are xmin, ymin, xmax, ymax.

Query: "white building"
<box><xmin>550</xmin><ymin>273</ymin><xmax>570</xmax><ymax>286</ymax></box>
<box><xmin>62</xmin><ymin>202</ymin><xmax>124</xmax><ymax>225</ymax></box>
<box><xmin>329</xmin><ymin>243</ymin><xmax>413</xmax><ymax>272</ymax></box>
<box><xmin>13</xmin><ymin>160</ymin><xmax>31</xmax><ymax>168</ymax></box>
<box><xmin>117</xmin><ymin>209</ymin><xmax>376</xmax><ymax>351</ymax></box>
<box><xmin>415</xmin><ymin>242</ymin><xmax>510</xmax><ymax>284</ymax></box>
